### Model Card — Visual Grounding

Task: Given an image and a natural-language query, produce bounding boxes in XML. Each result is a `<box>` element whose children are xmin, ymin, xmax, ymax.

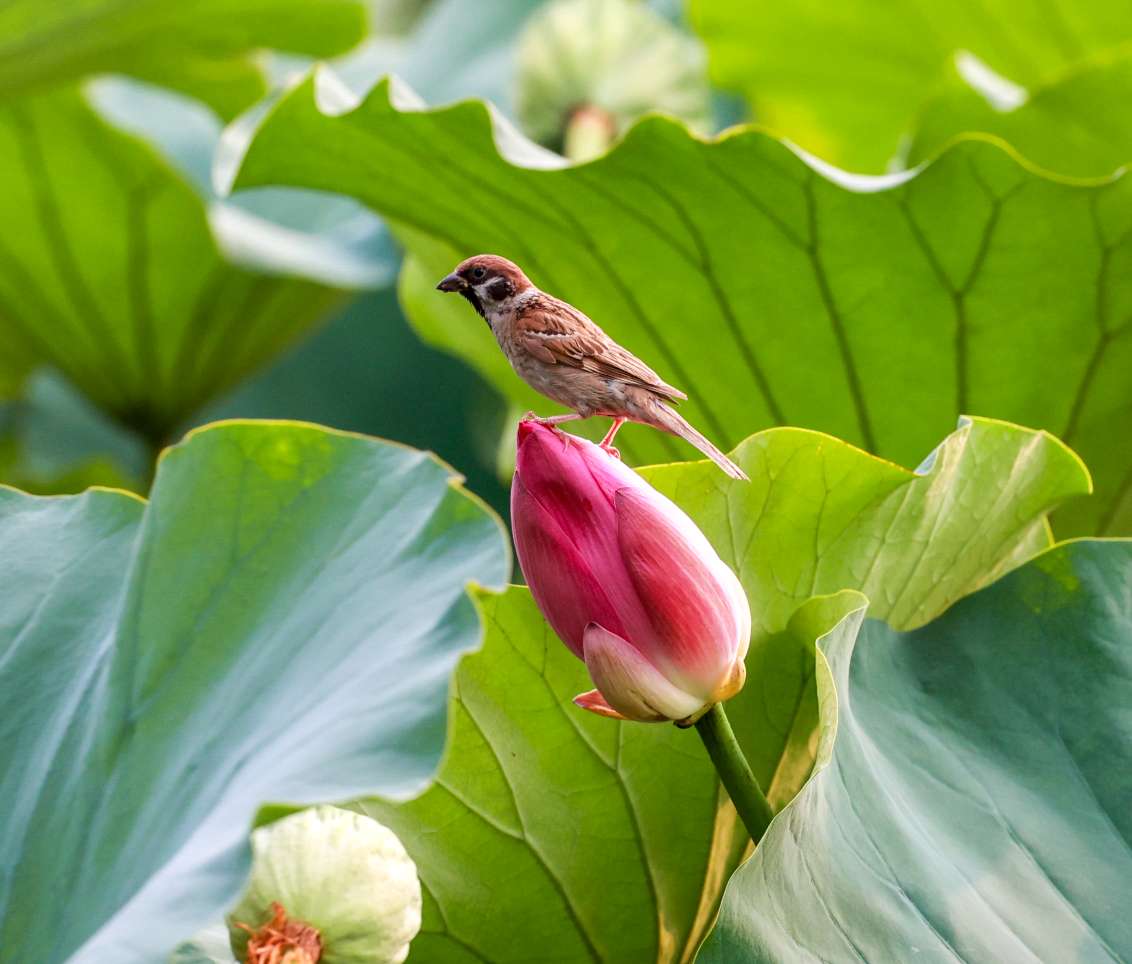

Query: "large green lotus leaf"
<box><xmin>0</xmin><ymin>85</ymin><xmax>343</xmax><ymax>447</ymax></box>
<box><xmin>641</xmin><ymin>416</ymin><xmax>1089</xmax><ymax>798</ymax></box>
<box><xmin>0</xmin><ymin>370</ymin><xmax>149</xmax><ymax>496</ymax></box>
<box><xmin>356</xmin><ymin>416</ymin><xmax>1087</xmax><ymax>963</ymax></box>
<box><xmin>229</xmin><ymin>75</ymin><xmax>1132</xmax><ymax>535</ymax></box>
<box><xmin>688</xmin><ymin>0</ymin><xmax>1132</xmax><ymax>172</ymax></box>
<box><xmin>363</xmin><ymin>587</ymin><xmax>863</xmax><ymax>964</ymax></box>
<box><xmin>199</xmin><ymin>288</ymin><xmax>512</xmax><ymax>521</ymax></box>
<box><xmin>0</xmin><ymin>420</ymin><xmax>509</xmax><ymax>963</ymax></box>
<box><xmin>0</xmin><ymin>0</ymin><xmax>365</xmax><ymax>119</ymax></box>
<box><xmin>98</xmin><ymin>75</ymin><xmax>397</xmax><ymax>291</ymax></box>
<box><xmin>701</xmin><ymin>538</ymin><xmax>1132</xmax><ymax>962</ymax></box>
<box><xmin>908</xmin><ymin>51</ymin><xmax>1132</xmax><ymax>178</ymax></box>
<box><xmin>364</xmin><ymin>585</ymin><xmax>750</xmax><ymax>964</ymax></box>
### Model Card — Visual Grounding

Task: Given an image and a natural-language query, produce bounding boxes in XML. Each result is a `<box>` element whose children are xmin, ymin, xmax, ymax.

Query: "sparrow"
<box><xmin>437</xmin><ymin>254</ymin><xmax>748</xmax><ymax>480</ymax></box>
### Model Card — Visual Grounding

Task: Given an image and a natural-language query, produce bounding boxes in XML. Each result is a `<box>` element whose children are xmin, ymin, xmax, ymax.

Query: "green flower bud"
<box><xmin>516</xmin><ymin>0</ymin><xmax>712</xmax><ymax>161</ymax></box>
<box><xmin>227</xmin><ymin>806</ymin><xmax>421</xmax><ymax>964</ymax></box>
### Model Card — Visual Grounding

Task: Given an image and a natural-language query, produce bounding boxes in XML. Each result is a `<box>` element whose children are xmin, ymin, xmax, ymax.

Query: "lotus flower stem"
<box><xmin>693</xmin><ymin>703</ymin><xmax>775</xmax><ymax>843</ymax></box>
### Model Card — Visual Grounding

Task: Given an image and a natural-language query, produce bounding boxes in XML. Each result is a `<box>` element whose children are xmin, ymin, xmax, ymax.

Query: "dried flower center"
<box><xmin>236</xmin><ymin>902</ymin><xmax>322</xmax><ymax>964</ymax></box>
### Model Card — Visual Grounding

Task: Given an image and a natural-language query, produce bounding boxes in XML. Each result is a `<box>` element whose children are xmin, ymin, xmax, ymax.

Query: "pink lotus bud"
<box><xmin>510</xmin><ymin>421</ymin><xmax>750</xmax><ymax>723</ymax></box>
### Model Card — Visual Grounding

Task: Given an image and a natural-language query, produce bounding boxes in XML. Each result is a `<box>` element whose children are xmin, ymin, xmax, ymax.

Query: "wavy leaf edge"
<box><xmin>228</xmin><ymin>66</ymin><xmax>1128</xmax><ymax>203</ymax></box>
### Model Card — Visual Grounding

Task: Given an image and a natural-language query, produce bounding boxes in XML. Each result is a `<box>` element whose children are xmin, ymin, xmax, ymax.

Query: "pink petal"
<box><xmin>515</xmin><ymin>421</ymin><xmax>619</xmax><ymax>525</ymax></box>
<box><xmin>615</xmin><ymin>487</ymin><xmax>750</xmax><ymax>698</ymax></box>
<box><xmin>516</xmin><ymin>420</ymin><xmax>651</xmax><ymax>510</ymax></box>
<box><xmin>582</xmin><ymin>622</ymin><xmax>704</xmax><ymax>723</ymax></box>
<box><xmin>510</xmin><ymin>473</ymin><xmax>624</xmax><ymax>657</ymax></box>
<box><xmin>572</xmin><ymin>690</ymin><xmax>628</xmax><ymax>720</ymax></box>
<box><xmin>512</xmin><ymin>423</ymin><xmax>655</xmax><ymax>650</ymax></box>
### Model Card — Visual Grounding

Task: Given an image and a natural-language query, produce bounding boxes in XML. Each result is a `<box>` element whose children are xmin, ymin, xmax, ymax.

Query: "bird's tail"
<box><xmin>652</xmin><ymin>404</ymin><xmax>749</xmax><ymax>481</ymax></box>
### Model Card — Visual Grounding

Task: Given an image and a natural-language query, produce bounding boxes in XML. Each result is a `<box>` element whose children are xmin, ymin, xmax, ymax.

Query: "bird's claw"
<box><xmin>522</xmin><ymin>411</ymin><xmax>562</xmax><ymax>428</ymax></box>
<box><xmin>600</xmin><ymin>443</ymin><xmax>621</xmax><ymax>460</ymax></box>
<box><xmin>521</xmin><ymin>412</ymin><xmax>575</xmax><ymax>451</ymax></box>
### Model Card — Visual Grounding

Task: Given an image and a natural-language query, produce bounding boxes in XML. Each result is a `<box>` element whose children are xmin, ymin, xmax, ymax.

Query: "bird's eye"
<box><xmin>472</xmin><ymin>267</ymin><xmax>487</xmax><ymax>280</ymax></box>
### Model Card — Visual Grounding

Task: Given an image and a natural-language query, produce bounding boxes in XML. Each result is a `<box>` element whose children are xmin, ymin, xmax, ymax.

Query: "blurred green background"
<box><xmin>2</xmin><ymin>0</ymin><xmax>1131</xmax><ymax>533</ymax></box>
<box><xmin>0</xmin><ymin>0</ymin><xmax>720</xmax><ymax>524</ymax></box>
<box><xmin>5</xmin><ymin>2</ymin><xmax>1132</xmax><ymax>959</ymax></box>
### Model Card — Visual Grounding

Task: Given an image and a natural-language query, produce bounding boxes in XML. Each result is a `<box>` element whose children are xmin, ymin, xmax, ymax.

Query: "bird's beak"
<box><xmin>436</xmin><ymin>272</ymin><xmax>466</xmax><ymax>292</ymax></box>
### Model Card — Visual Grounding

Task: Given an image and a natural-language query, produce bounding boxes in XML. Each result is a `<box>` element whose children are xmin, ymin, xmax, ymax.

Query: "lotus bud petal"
<box><xmin>510</xmin><ymin>421</ymin><xmax>656</xmax><ymax>651</ymax></box>
<box><xmin>615</xmin><ymin>488</ymin><xmax>750</xmax><ymax>701</ymax></box>
<box><xmin>227</xmin><ymin>806</ymin><xmax>421</xmax><ymax>964</ymax></box>
<box><xmin>510</xmin><ymin>470</ymin><xmax>623</xmax><ymax>658</ymax></box>
<box><xmin>581</xmin><ymin>622</ymin><xmax>706</xmax><ymax>722</ymax></box>
<box><xmin>512</xmin><ymin>421</ymin><xmax>751</xmax><ymax>724</ymax></box>
<box><xmin>572</xmin><ymin>688</ymin><xmax>625</xmax><ymax>720</ymax></box>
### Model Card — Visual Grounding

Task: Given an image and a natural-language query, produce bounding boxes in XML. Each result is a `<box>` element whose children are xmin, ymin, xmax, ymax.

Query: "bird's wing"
<box><xmin>516</xmin><ymin>299</ymin><xmax>688</xmax><ymax>401</ymax></box>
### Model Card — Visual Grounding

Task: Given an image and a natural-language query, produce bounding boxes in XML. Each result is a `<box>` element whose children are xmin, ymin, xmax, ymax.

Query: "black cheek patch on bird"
<box><xmin>460</xmin><ymin>288</ymin><xmax>487</xmax><ymax>320</ymax></box>
<box><xmin>488</xmin><ymin>279</ymin><xmax>512</xmax><ymax>301</ymax></box>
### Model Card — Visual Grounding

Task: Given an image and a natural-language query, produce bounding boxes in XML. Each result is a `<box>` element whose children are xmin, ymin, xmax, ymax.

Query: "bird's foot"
<box><xmin>522</xmin><ymin>411</ymin><xmax>569</xmax><ymax>426</ymax></box>
<box><xmin>519</xmin><ymin>412</ymin><xmax>585</xmax><ymax>450</ymax></box>
<box><xmin>600</xmin><ymin>443</ymin><xmax>621</xmax><ymax>460</ymax></box>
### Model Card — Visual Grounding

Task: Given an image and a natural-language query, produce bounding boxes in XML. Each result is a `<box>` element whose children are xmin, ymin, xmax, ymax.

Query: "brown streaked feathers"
<box><xmin>515</xmin><ymin>298</ymin><xmax>687</xmax><ymax>403</ymax></box>
<box><xmin>436</xmin><ymin>253</ymin><xmax>747</xmax><ymax>480</ymax></box>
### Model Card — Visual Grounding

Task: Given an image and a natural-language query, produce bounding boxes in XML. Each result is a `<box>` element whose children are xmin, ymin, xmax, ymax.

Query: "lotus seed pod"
<box><xmin>516</xmin><ymin>0</ymin><xmax>712</xmax><ymax>160</ymax></box>
<box><xmin>227</xmin><ymin>806</ymin><xmax>421</xmax><ymax>964</ymax></box>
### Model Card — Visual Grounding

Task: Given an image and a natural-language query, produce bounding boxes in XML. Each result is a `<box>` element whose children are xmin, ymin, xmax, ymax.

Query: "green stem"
<box><xmin>693</xmin><ymin>703</ymin><xmax>775</xmax><ymax>844</ymax></box>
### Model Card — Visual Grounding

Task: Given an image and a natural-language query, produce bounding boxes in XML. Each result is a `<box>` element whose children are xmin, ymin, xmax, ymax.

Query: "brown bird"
<box><xmin>436</xmin><ymin>254</ymin><xmax>748</xmax><ymax>480</ymax></box>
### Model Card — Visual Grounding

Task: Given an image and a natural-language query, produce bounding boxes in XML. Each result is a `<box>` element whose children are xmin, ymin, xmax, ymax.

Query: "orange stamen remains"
<box><xmin>235</xmin><ymin>902</ymin><xmax>322</xmax><ymax>964</ymax></box>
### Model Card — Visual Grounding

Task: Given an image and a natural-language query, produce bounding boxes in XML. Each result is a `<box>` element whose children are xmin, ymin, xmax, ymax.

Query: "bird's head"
<box><xmin>436</xmin><ymin>254</ymin><xmax>534</xmax><ymax>319</ymax></box>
